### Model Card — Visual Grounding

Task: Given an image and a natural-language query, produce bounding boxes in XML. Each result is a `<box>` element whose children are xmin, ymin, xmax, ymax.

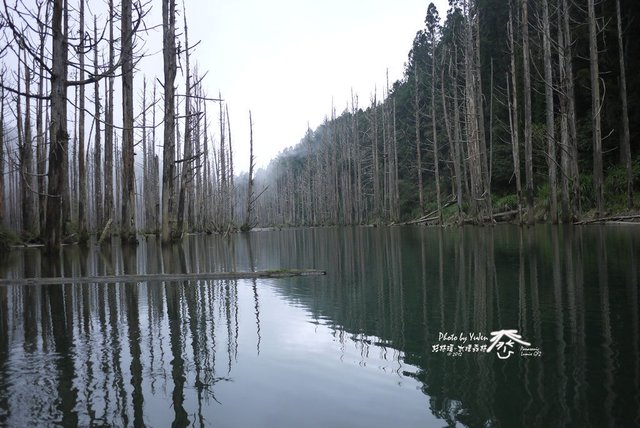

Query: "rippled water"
<box><xmin>0</xmin><ymin>225</ymin><xmax>639</xmax><ymax>427</ymax></box>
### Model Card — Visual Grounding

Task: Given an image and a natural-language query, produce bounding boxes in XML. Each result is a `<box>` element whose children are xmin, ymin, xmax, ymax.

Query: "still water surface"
<box><xmin>0</xmin><ymin>225</ymin><xmax>639</xmax><ymax>427</ymax></box>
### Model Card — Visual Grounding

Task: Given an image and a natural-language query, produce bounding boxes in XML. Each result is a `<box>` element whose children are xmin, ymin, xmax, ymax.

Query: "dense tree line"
<box><xmin>255</xmin><ymin>0</ymin><xmax>640</xmax><ymax>226</ymax></box>
<box><xmin>0</xmin><ymin>0</ymin><xmax>244</xmax><ymax>250</ymax></box>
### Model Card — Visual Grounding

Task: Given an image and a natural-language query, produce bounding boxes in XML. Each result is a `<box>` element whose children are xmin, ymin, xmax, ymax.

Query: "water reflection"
<box><xmin>242</xmin><ymin>226</ymin><xmax>640</xmax><ymax>427</ymax></box>
<box><xmin>0</xmin><ymin>226</ymin><xmax>639</xmax><ymax>427</ymax></box>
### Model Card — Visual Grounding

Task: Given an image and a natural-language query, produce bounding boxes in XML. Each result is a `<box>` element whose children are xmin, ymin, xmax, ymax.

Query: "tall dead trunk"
<box><xmin>562</xmin><ymin>0</ymin><xmax>579</xmax><ymax>215</ymax></box>
<box><xmin>429</xmin><ymin>12</ymin><xmax>442</xmax><ymax>224</ymax></box>
<box><xmin>219</xmin><ymin>95</ymin><xmax>227</xmax><ymax>227</ymax></box>
<box><xmin>20</xmin><ymin>51</ymin><xmax>38</xmax><ymax>237</ymax></box>
<box><xmin>0</xmin><ymin>84</ymin><xmax>4</xmax><ymax>226</ymax></box>
<box><xmin>442</xmin><ymin>51</ymin><xmax>463</xmax><ymax>217</ymax></box>
<box><xmin>176</xmin><ymin>11</ymin><xmax>193</xmax><ymax>236</ymax></box>
<box><xmin>60</xmin><ymin>0</ymin><xmax>70</xmax><ymax>230</ymax></box>
<box><xmin>522</xmin><ymin>0</ymin><xmax>535</xmax><ymax>224</ymax></box>
<box><xmin>371</xmin><ymin>93</ymin><xmax>381</xmax><ymax>221</ymax></box>
<box><xmin>36</xmin><ymin>19</ymin><xmax>46</xmax><ymax>232</ymax></box>
<box><xmin>93</xmin><ymin>16</ymin><xmax>102</xmax><ymax>230</ymax></box>
<box><xmin>392</xmin><ymin>99</ymin><xmax>399</xmax><ymax>221</ymax></box>
<box><xmin>77</xmin><ymin>0</ymin><xmax>87</xmax><ymax>238</ymax></box>
<box><xmin>587</xmin><ymin>0</ymin><xmax>603</xmax><ymax>216</ymax></box>
<box><xmin>152</xmin><ymin>82</ymin><xmax>160</xmax><ymax>232</ymax></box>
<box><xmin>508</xmin><ymin>0</ymin><xmax>522</xmax><ymax>223</ymax></box>
<box><xmin>452</xmin><ymin>47</ymin><xmax>470</xmax><ymax>209</ymax></box>
<box><xmin>244</xmin><ymin>110</ymin><xmax>255</xmax><ymax>230</ymax></box>
<box><xmin>161</xmin><ymin>0</ymin><xmax>177</xmax><ymax>243</ymax></box>
<box><xmin>141</xmin><ymin>77</ymin><xmax>150</xmax><ymax>231</ymax></box>
<box><xmin>414</xmin><ymin>63</ymin><xmax>424</xmax><ymax>214</ymax></box>
<box><xmin>104</xmin><ymin>0</ymin><xmax>115</xmax><ymax>230</ymax></box>
<box><xmin>557</xmin><ymin>6</ymin><xmax>570</xmax><ymax>222</ymax></box>
<box><xmin>121</xmin><ymin>0</ymin><xmax>136</xmax><ymax>243</ymax></box>
<box><xmin>463</xmin><ymin>0</ymin><xmax>483</xmax><ymax>222</ymax></box>
<box><xmin>473</xmin><ymin>3</ymin><xmax>491</xmax><ymax>218</ymax></box>
<box><xmin>226</xmin><ymin>105</ymin><xmax>235</xmax><ymax>224</ymax></box>
<box><xmin>616</xmin><ymin>0</ymin><xmax>632</xmax><ymax>208</ymax></box>
<box><xmin>44</xmin><ymin>0</ymin><xmax>68</xmax><ymax>251</ymax></box>
<box><xmin>542</xmin><ymin>0</ymin><xmax>558</xmax><ymax>223</ymax></box>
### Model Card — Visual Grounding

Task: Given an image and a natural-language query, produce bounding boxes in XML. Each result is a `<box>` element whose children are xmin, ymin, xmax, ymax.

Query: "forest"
<box><xmin>253</xmin><ymin>0</ymin><xmax>640</xmax><ymax>227</ymax></box>
<box><xmin>0</xmin><ymin>0</ymin><xmax>250</xmax><ymax>251</ymax></box>
<box><xmin>0</xmin><ymin>0</ymin><xmax>639</xmax><ymax>252</ymax></box>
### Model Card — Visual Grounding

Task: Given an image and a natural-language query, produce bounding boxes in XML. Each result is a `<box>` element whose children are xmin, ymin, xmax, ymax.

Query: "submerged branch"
<box><xmin>0</xmin><ymin>269</ymin><xmax>327</xmax><ymax>286</ymax></box>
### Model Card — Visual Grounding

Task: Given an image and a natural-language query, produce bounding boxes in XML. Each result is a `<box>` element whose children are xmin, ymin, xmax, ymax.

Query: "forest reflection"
<box><xmin>0</xmin><ymin>237</ymin><xmax>249</xmax><ymax>427</ymax></box>
<box><xmin>0</xmin><ymin>226</ymin><xmax>639</xmax><ymax>427</ymax></box>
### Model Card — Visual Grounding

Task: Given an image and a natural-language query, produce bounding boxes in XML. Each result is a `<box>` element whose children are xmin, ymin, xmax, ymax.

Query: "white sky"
<box><xmin>154</xmin><ymin>0</ymin><xmax>450</xmax><ymax>172</ymax></box>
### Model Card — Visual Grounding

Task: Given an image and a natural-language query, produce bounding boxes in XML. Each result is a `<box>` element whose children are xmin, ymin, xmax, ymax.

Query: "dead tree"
<box><xmin>542</xmin><ymin>0</ymin><xmax>557</xmax><ymax>223</ymax></box>
<box><xmin>78</xmin><ymin>0</ymin><xmax>87</xmax><ymax>239</ymax></box>
<box><xmin>507</xmin><ymin>0</ymin><xmax>523</xmax><ymax>223</ymax></box>
<box><xmin>616</xmin><ymin>0</ymin><xmax>632</xmax><ymax>208</ymax></box>
<box><xmin>42</xmin><ymin>0</ymin><xmax>68</xmax><ymax>250</ymax></box>
<box><xmin>176</xmin><ymin>8</ymin><xmax>194</xmax><ymax>237</ymax></box>
<box><xmin>93</xmin><ymin>16</ymin><xmax>102</xmax><ymax>230</ymax></box>
<box><xmin>522</xmin><ymin>0</ymin><xmax>535</xmax><ymax>224</ymax></box>
<box><xmin>161</xmin><ymin>0</ymin><xmax>177</xmax><ymax>243</ymax></box>
<box><xmin>20</xmin><ymin>50</ymin><xmax>38</xmax><ymax>237</ymax></box>
<box><xmin>0</xmin><ymin>82</ymin><xmax>4</xmax><ymax>226</ymax></box>
<box><xmin>242</xmin><ymin>110</ymin><xmax>255</xmax><ymax>231</ymax></box>
<box><xmin>414</xmin><ymin>63</ymin><xmax>424</xmax><ymax>214</ymax></box>
<box><xmin>103</xmin><ymin>0</ymin><xmax>116</xmax><ymax>232</ymax></box>
<box><xmin>427</xmin><ymin>3</ymin><xmax>442</xmax><ymax>224</ymax></box>
<box><xmin>120</xmin><ymin>0</ymin><xmax>137</xmax><ymax>243</ymax></box>
<box><xmin>587</xmin><ymin>0</ymin><xmax>603</xmax><ymax>216</ymax></box>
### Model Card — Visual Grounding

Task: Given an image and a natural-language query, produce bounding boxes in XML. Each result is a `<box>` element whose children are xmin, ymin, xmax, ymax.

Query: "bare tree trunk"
<box><xmin>37</xmin><ymin>20</ymin><xmax>46</xmax><ymax>232</ymax></box>
<box><xmin>414</xmin><ymin>64</ymin><xmax>424</xmax><ymax>214</ymax></box>
<box><xmin>19</xmin><ymin>50</ymin><xmax>38</xmax><ymax>237</ymax></box>
<box><xmin>542</xmin><ymin>0</ymin><xmax>557</xmax><ymax>223</ymax></box>
<box><xmin>560</xmin><ymin>0</ymin><xmax>580</xmax><ymax>217</ymax></box>
<box><xmin>372</xmin><ymin>93</ymin><xmax>381</xmax><ymax>220</ymax></box>
<box><xmin>226</xmin><ymin>105</ymin><xmax>235</xmax><ymax>224</ymax></box>
<box><xmin>121</xmin><ymin>0</ymin><xmax>136</xmax><ymax>243</ymax></box>
<box><xmin>104</xmin><ymin>0</ymin><xmax>115</xmax><ymax>231</ymax></box>
<box><xmin>0</xmin><ymin>84</ymin><xmax>4</xmax><ymax>226</ymax></box>
<box><xmin>161</xmin><ymin>0</ymin><xmax>177</xmax><ymax>243</ymax></box>
<box><xmin>442</xmin><ymin>52</ymin><xmax>463</xmax><ymax>217</ymax></box>
<box><xmin>474</xmin><ymin>4</ymin><xmax>491</xmax><ymax>218</ymax></box>
<box><xmin>219</xmin><ymin>95</ymin><xmax>227</xmax><ymax>228</ymax></box>
<box><xmin>588</xmin><ymin>0</ymin><xmax>603</xmax><ymax>216</ymax></box>
<box><xmin>142</xmin><ymin>76</ymin><xmax>149</xmax><ymax>231</ymax></box>
<box><xmin>78</xmin><ymin>0</ymin><xmax>87</xmax><ymax>239</ymax></box>
<box><xmin>176</xmin><ymin>11</ymin><xmax>193</xmax><ymax>236</ymax></box>
<box><xmin>17</xmin><ymin>50</ymin><xmax>24</xmax><ymax>231</ymax></box>
<box><xmin>431</xmin><ymin>29</ymin><xmax>442</xmax><ymax>224</ymax></box>
<box><xmin>507</xmin><ymin>0</ymin><xmax>523</xmax><ymax>221</ymax></box>
<box><xmin>244</xmin><ymin>110</ymin><xmax>255</xmax><ymax>229</ymax></box>
<box><xmin>45</xmin><ymin>0</ymin><xmax>68</xmax><ymax>251</ymax></box>
<box><xmin>60</xmin><ymin>0</ymin><xmax>70</xmax><ymax>230</ymax></box>
<box><xmin>522</xmin><ymin>0</ymin><xmax>535</xmax><ymax>224</ymax></box>
<box><xmin>93</xmin><ymin>16</ymin><xmax>103</xmax><ymax>231</ymax></box>
<box><xmin>452</xmin><ymin>47</ymin><xmax>470</xmax><ymax>209</ymax></box>
<box><xmin>152</xmin><ymin>81</ymin><xmax>160</xmax><ymax>233</ymax></box>
<box><xmin>463</xmin><ymin>0</ymin><xmax>483</xmax><ymax>222</ymax></box>
<box><xmin>392</xmin><ymin>99</ymin><xmax>399</xmax><ymax>221</ymax></box>
<box><xmin>202</xmin><ymin>101</ymin><xmax>210</xmax><ymax>229</ymax></box>
<box><xmin>616</xmin><ymin>0</ymin><xmax>632</xmax><ymax>208</ymax></box>
<box><xmin>557</xmin><ymin>5</ymin><xmax>571</xmax><ymax>223</ymax></box>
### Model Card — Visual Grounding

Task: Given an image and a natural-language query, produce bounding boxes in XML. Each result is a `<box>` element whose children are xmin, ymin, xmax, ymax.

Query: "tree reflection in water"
<box><xmin>0</xmin><ymin>226</ymin><xmax>638</xmax><ymax>427</ymax></box>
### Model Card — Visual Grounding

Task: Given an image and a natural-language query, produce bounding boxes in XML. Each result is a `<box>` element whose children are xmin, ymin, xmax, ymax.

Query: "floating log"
<box><xmin>574</xmin><ymin>213</ymin><xmax>640</xmax><ymax>225</ymax></box>
<box><xmin>0</xmin><ymin>269</ymin><xmax>327</xmax><ymax>286</ymax></box>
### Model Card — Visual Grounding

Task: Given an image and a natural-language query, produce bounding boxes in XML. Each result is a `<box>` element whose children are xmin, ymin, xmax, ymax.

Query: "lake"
<box><xmin>0</xmin><ymin>225</ymin><xmax>639</xmax><ymax>427</ymax></box>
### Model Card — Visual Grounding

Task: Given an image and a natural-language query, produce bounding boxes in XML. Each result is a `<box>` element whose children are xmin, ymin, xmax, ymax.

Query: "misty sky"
<box><xmin>160</xmin><ymin>0</ymin><xmax>451</xmax><ymax>172</ymax></box>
